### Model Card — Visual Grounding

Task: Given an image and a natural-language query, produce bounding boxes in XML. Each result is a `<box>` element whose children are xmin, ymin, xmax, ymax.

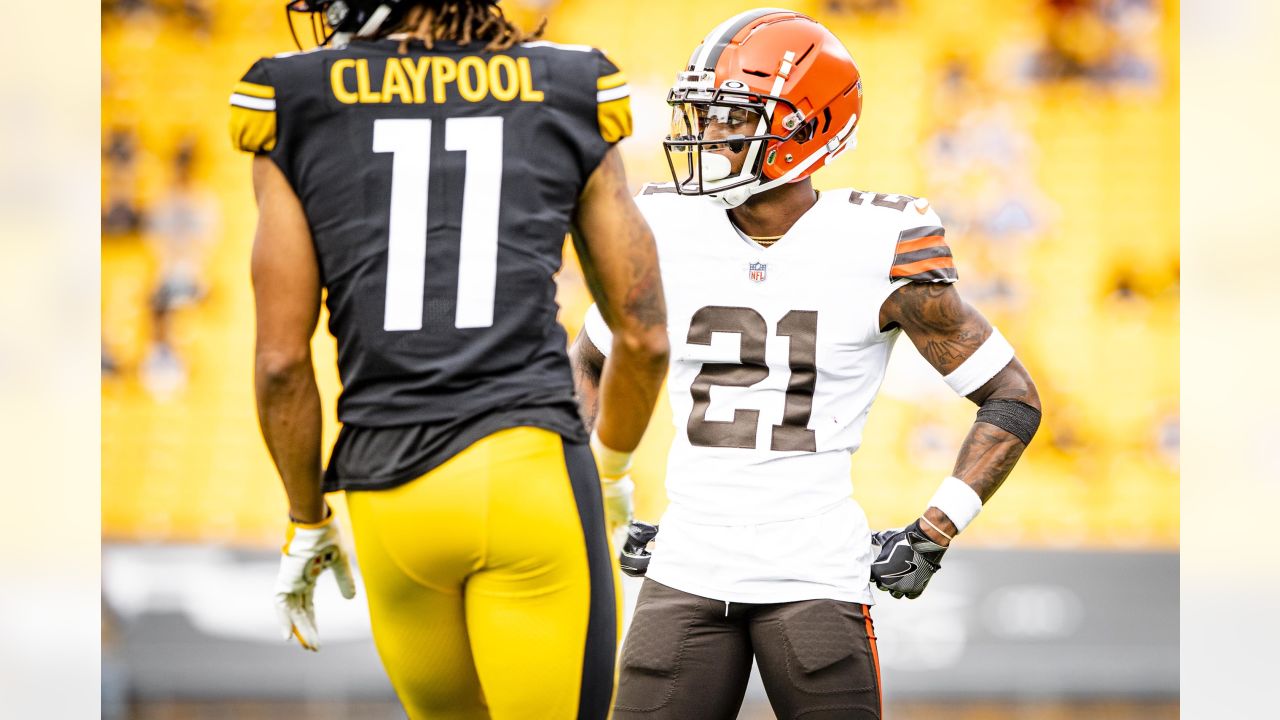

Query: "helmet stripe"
<box><xmin>689</xmin><ymin>12</ymin><xmax>740</xmax><ymax>70</ymax></box>
<box><xmin>695</xmin><ymin>8</ymin><xmax>791</xmax><ymax>72</ymax></box>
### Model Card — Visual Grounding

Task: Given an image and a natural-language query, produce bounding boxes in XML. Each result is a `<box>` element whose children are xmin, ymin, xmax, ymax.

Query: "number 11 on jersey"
<box><xmin>373</xmin><ymin>116</ymin><xmax>504</xmax><ymax>332</ymax></box>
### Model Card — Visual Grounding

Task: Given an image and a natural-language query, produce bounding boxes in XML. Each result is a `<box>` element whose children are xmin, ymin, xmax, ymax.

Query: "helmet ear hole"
<box><xmin>795</xmin><ymin>118</ymin><xmax>818</xmax><ymax>144</ymax></box>
<box><xmin>326</xmin><ymin>1</ymin><xmax>351</xmax><ymax>29</ymax></box>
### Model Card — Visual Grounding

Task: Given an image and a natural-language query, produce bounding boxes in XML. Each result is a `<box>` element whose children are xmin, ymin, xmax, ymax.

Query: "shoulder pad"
<box><xmin>844</xmin><ymin>189</ymin><xmax>957</xmax><ymax>283</ymax></box>
<box><xmin>271</xmin><ymin>46</ymin><xmax>327</xmax><ymax>60</ymax></box>
<box><xmin>520</xmin><ymin>40</ymin><xmax>597</xmax><ymax>54</ymax></box>
<box><xmin>593</xmin><ymin>50</ymin><xmax>631</xmax><ymax>144</ymax></box>
<box><xmin>229</xmin><ymin>59</ymin><xmax>277</xmax><ymax>154</ymax></box>
<box><xmin>846</xmin><ymin>189</ymin><xmax>936</xmax><ymax>217</ymax></box>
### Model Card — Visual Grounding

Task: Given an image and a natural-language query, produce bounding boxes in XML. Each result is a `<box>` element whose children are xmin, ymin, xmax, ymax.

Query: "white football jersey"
<box><xmin>584</xmin><ymin>184</ymin><xmax>955</xmax><ymax>604</ymax></box>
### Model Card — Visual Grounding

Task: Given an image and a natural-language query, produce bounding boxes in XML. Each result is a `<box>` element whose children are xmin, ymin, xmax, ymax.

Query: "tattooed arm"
<box><xmin>570</xmin><ymin>147</ymin><xmax>669</xmax><ymax>452</ymax></box>
<box><xmin>879</xmin><ymin>282</ymin><xmax>1041</xmax><ymax>544</ymax></box>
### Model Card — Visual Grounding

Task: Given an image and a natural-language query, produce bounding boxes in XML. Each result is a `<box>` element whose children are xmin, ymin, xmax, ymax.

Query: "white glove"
<box><xmin>601</xmin><ymin>475</ymin><xmax>635</xmax><ymax>534</ymax></box>
<box><xmin>274</xmin><ymin>509</ymin><xmax>356</xmax><ymax>651</ymax></box>
<box><xmin>591</xmin><ymin>432</ymin><xmax>635</xmax><ymax>534</ymax></box>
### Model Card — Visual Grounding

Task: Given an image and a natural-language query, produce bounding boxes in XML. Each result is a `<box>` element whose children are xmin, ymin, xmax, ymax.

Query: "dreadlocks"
<box><xmin>386</xmin><ymin>1</ymin><xmax>546</xmax><ymax>53</ymax></box>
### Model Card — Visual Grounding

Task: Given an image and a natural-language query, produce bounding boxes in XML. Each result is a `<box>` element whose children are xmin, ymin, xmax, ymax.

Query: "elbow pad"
<box><xmin>975</xmin><ymin>399</ymin><xmax>1040</xmax><ymax>446</ymax></box>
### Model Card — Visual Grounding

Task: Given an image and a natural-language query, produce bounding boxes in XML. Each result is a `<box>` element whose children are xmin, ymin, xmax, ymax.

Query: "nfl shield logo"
<box><xmin>748</xmin><ymin>262</ymin><xmax>767</xmax><ymax>283</ymax></box>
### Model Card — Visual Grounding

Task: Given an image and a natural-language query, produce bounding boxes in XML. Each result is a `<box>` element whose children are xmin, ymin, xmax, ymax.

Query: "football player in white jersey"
<box><xmin>571</xmin><ymin>8</ymin><xmax>1041</xmax><ymax>720</ymax></box>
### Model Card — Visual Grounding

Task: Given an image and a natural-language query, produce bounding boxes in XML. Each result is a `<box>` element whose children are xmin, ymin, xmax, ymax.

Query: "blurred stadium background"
<box><xmin>101</xmin><ymin>0</ymin><xmax>1178</xmax><ymax>717</ymax></box>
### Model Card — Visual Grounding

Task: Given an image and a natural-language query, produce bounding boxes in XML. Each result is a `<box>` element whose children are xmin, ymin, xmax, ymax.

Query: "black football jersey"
<box><xmin>232</xmin><ymin>38</ymin><xmax>631</xmax><ymax>489</ymax></box>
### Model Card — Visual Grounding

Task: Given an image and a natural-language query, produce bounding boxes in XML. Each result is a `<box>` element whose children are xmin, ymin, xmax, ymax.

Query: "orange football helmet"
<box><xmin>665</xmin><ymin>9</ymin><xmax>864</xmax><ymax>208</ymax></box>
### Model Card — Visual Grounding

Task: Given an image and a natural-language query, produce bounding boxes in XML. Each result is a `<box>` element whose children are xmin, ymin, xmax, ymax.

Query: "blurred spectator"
<box><xmin>140</xmin><ymin>313</ymin><xmax>186</xmax><ymax>398</ymax></box>
<box><xmin>1108</xmin><ymin>269</ymin><xmax>1140</xmax><ymax>303</ymax></box>
<box><xmin>1048</xmin><ymin>411</ymin><xmax>1083</xmax><ymax>456</ymax></box>
<box><xmin>175</xmin><ymin>0</ymin><xmax>213</xmax><ymax>36</ymax></box>
<box><xmin>140</xmin><ymin>137</ymin><xmax>220</xmax><ymax>398</ymax></box>
<box><xmin>1028</xmin><ymin>0</ymin><xmax>1106</xmax><ymax>82</ymax></box>
<box><xmin>1105</xmin><ymin>258</ymin><xmax>1177</xmax><ymax>304</ymax></box>
<box><xmin>923</xmin><ymin>60</ymin><xmax>1038</xmax><ymax>215</ymax></box>
<box><xmin>102</xmin><ymin>339</ymin><xmax>120</xmax><ymax>377</ymax></box>
<box><xmin>103</xmin><ymin>128</ymin><xmax>144</xmax><ymax>238</ymax></box>
<box><xmin>1096</xmin><ymin>0</ymin><xmax>1160</xmax><ymax>86</ymax></box>
<box><xmin>102</xmin><ymin>0</ymin><xmax>153</xmax><ymax>18</ymax></box>
<box><xmin>825</xmin><ymin>0</ymin><xmax>902</xmax><ymax>15</ymax></box>
<box><xmin>104</xmin><ymin>0</ymin><xmax>210</xmax><ymax>34</ymax></box>
<box><xmin>1025</xmin><ymin>0</ymin><xmax>1160</xmax><ymax>87</ymax></box>
<box><xmin>102</xmin><ymin>181</ymin><xmax>144</xmax><ymax>237</ymax></box>
<box><xmin>1155</xmin><ymin>411</ymin><xmax>1178</xmax><ymax>470</ymax></box>
<box><xmin>105</xmin><ymin>127</ymin><xmax>138</xmax><ymax>168</ymax></box>
<box><xmin>920</xmin><ymin>59</ymin><xmax>1050</xmax><ymax>318</ymax></box>
<box><xmin>146</xmin><ymin>137</ymin><xmax>217</xmax><ymax>310</ymax></box>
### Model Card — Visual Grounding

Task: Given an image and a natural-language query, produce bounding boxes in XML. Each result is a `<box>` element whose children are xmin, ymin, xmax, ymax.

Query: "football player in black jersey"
<box><xmin>235</xmin><ymin>2</ymin><xmax>669</xmax><ymax>717</ymax></box>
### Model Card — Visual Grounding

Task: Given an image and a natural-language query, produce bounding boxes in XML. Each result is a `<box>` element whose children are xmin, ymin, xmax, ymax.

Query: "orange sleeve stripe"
<box><xmin>895</xmin><ymin>234</ymin><xmax>947</xmax><ymax>254</ymax></box>
<box><xmin>891</xmin><ymin>256</ymin><xmax>956</xmax><ymax>277</ymax></box>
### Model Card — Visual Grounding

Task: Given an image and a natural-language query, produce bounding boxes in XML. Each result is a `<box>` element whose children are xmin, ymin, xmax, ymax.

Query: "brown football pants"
<box><xmin>613</xmin><ymin>579</ymin><xmax>882</xmax><ymax>720</ymax></box>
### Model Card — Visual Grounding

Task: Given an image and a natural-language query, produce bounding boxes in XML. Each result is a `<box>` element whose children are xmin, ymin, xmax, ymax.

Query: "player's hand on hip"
<box><xmin>869</xmin><ymin>519</ymin><xmax>947</xmax><ymax>600</ymax></box>
<box><xmin>619</xmin><ymin>521</ymin><xmax>659</xmax><ymax>577</ymax></box>
<box><xmin>274</xmin><ymin>507</ymin><xmax>356</xmax><ymax>651</ymax></box>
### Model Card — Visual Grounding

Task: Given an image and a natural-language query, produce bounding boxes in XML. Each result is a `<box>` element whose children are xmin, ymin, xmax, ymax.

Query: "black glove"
<box><xmin>869</xmin><ymin>520</ymin><xmax>947</xmax><ymax>599</ymax></box>
<box><xmin>619</xmin><ymin>521</ymin><xmax>659</xmax><ymax>577</ymax></box>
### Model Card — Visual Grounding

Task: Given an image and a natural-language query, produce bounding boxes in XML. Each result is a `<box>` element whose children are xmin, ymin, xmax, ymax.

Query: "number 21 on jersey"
<box><xmin>373</xmin><ymin>116</ymin><xmax>503</xmax><ymax>332</ymax></box>
<box><xmin>686</xmin><ymin>306</ymin><xmax>819</xmax><ymax>453</ymax></box>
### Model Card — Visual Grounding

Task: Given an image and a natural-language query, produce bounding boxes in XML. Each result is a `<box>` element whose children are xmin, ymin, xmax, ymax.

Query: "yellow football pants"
<box><xmin>345</xmin><ymin>427</ymin><xmax>621</xmax><ymax>720</ymax></box>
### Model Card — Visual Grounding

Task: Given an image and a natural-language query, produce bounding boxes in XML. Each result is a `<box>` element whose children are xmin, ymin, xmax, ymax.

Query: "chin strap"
<box><xmin>357</xmin><ymin>3</ymin><xmax>394</xmax><ymax>36</ymax></box>
<box><xmin>329</xmin><ymin>2</ymin><xmax>393</xmax><ymax>46</ymax></box>
<box><xmin>702</xmin><ymin>50</ymin><xmax>798</xmax><ymax>209</ymax></box>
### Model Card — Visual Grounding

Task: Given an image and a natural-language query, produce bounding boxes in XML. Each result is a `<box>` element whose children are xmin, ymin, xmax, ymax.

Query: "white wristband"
<box><xmin>943</xmin><ymin>327</ymin><xmax>1014</xmax><ymax>396</ymax></box>
<box><xmin>927</xmin><ymin>476</ymin><xmax>983</xmax><ymax>533</ymax></box>
<box><xmin>590</xmin><ymin>431</ymin><xmax>633</xmax><ymax>479</ymax></box>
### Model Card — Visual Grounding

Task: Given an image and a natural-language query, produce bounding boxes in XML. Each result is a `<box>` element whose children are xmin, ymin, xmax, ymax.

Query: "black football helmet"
<box><xmin>285</xmin><ymin>1</ymin><xmax>409</xmax><ymax>48</ymax></box>
<box><xmin>285</xmin><ymin>1</ymin><xmax>502</xmax><ymax>48</ymax></box>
